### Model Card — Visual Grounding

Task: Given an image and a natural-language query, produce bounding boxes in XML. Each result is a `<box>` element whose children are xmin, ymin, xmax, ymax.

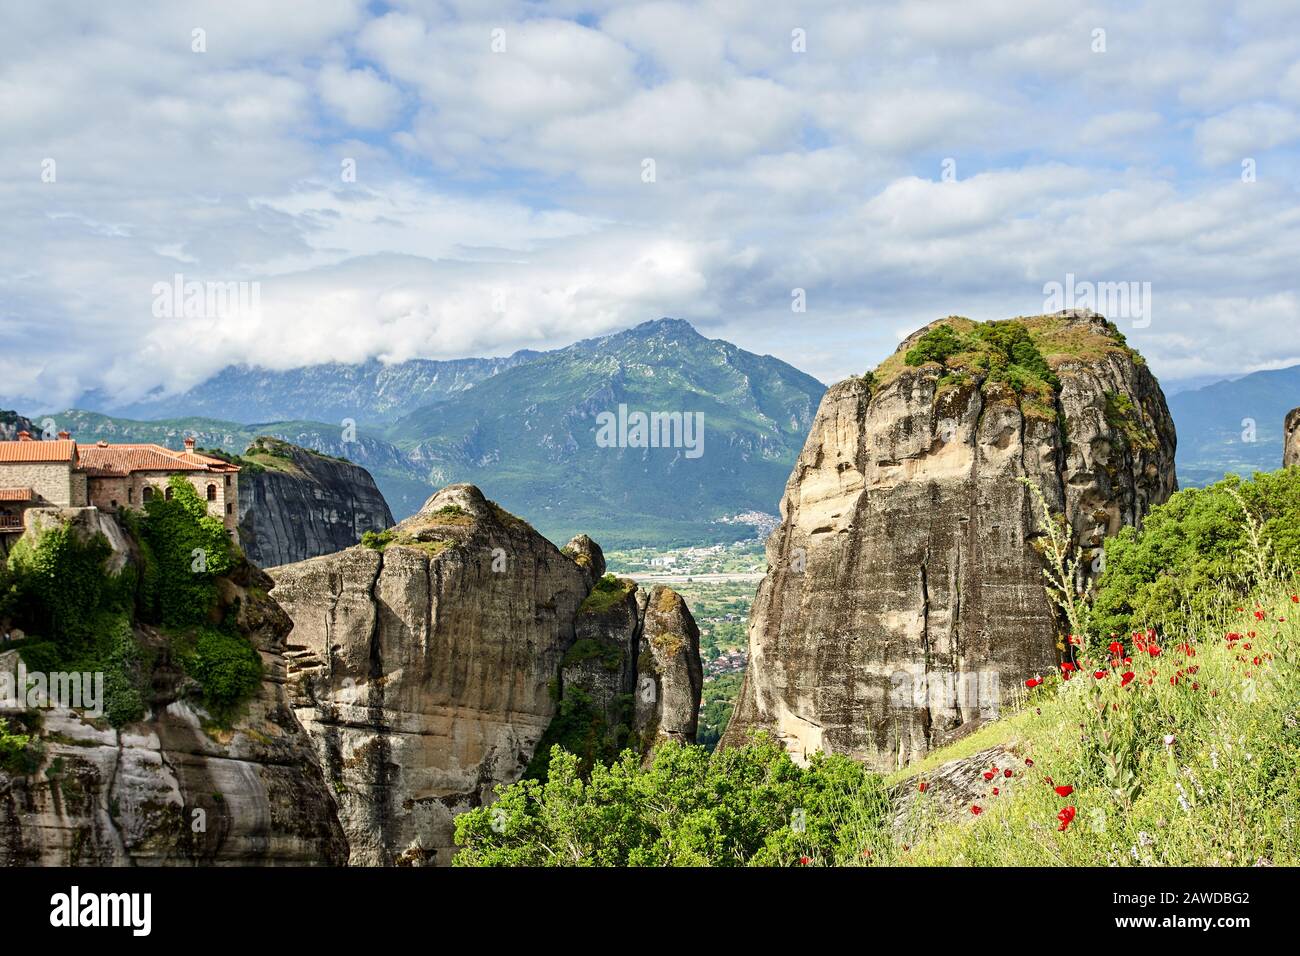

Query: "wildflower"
<box><xmin>1057</xmin><ymin>806</ymin><xmax>1076</xmax><ymax>831</ymax></box>
<box><xmin>983</xmin><ymin>771</ymin><xmax>995</xmax><ymax>781</ymax></box>
<box><xmin>1253</xmin><ymin>656</ymin><xmax>1261</xmax><ymax>666</ymax></box>
<box><xmin>1147</xmin><ymin>645</ymin><xmax>1161</xmax><ymax>657</ymax></box>
<box><xmin>1025</xmin><ymin>758</ymin><xmax>1034</xmax><ymax>767</ymax></box>
<box><xmin>1108</xmin><ymin>640</ymin><xmax>1123</xmax><ymax>655</ymax></box>
<box><xmin>1004</xmin><ymin>769</ymin><xmax>1012</xmax><ymax>778</ymax></box>
<box><xmin>1291</xmin><ymin>595</ymin><xmax>1298</xmax><ymax>603</ymax></box>
<box><xmin>971</xmin><ymin>805</ymin><xmax>983</xmax><ymax>815</ymax></box>
<box><xmin>1094</xmin><ymin>670</ymin><xmax>1107</xmax><ymax>679</ymax></box>
<box><xmin>1163</xmin><ymin>734</ymin><xmax>1176</xmax><ymax>747</ymax></box>
<box><xmin>1120</xmin><ymin>671</ymin><xmax>1135</xmax><ymax>687</ymax></box>
<box><xmin>1061</xmin><ymin>662</ymin><xmax>1076</xmax><ymax>673</ymax></box>
<box><xmin>1068</xmin><ymin>634</ymin><xmax>1082</xmax><ymax>646</ymax></box>
<box><xmin>800</xmin><ymin>856</ymin><xmax>811</xmax><ymax>865</ymax></box>
<box><xmin>918</xmin><ymin>781</ymin><xmax>928</xmax><ymax>793</ymax></box>
<box><xmin>1254</xmin><ymin>609</ymin><xmax>1266</xmax><ymax>621</ymax></box>
<box><xmin>992</xmin><ymin>787</ymin><xmax>1000</xmax><ymax>796</ymax></box>
<box><xmin>1054</xmin><ymin>785</ymin><xmax>1074</xmax><ymax>797</ymax></box>
<box><xmin>1025</xmin><ymin>677</ymin><xmax>1043</xmax><ymax>688</ymax></box>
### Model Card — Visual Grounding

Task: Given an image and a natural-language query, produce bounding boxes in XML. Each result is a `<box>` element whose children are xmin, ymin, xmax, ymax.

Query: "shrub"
<box><xmin>139</xmin><ymin>476</ymin><xmax>233</xmax><ymax>627</ymax></box>
<box><xmin>1093</xmin><ymin>469</ymin><xmax>1300</xmax><ymax>639</ymax></box>
<box><xmin>905</xmin><ymin>325</ymin><xmax>966</xmax><ymax>367</ymax></box>
<box><xmin>173</xmin><ymin>626</ymin><xmax>263</xmax><ymax>724</ymax></box>
<box><xmin>456</xmin><ymin>734</ymin><xmax>889</xmax><ymax>866</ymax></box>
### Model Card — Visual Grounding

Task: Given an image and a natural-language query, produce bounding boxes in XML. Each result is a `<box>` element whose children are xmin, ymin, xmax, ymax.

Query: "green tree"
<box><xmin>140</xmin><ymin>476</ymin><xmax>233</xmax><ymax>626</ymax></box>
<box><xmin>454</xmin><ymin>735</ymin><xmax>888</xmax><ymax>866</ymax></box>
<box><xmin>1093</xmin><ymin>468</ymin><xmax>1300</xmax><ymax>639</ymax></box>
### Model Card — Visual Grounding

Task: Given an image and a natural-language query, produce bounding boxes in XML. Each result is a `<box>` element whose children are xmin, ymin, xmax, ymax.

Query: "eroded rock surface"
<box><xmin>269</xmin><ymin>484</ymin><xmax>592</xmax><ymax>866</ymax></box>
<box><xmin>0</xmin><ymin>512</ymin><xmax>347</xmax><ymax>865</ymax></box>
<box><xmin>1285</xmin><ymin>407</ymin><xmax>1300</xmax><ymax>468</ymax></box>
<box><xmin>238</xmin><ymin>436</ymin><xmax>394</xmax><ymax>568</ymax></box>
<box><xmin>721</xmin><ymin>311</ymin><xmax>1176</xmax><ymax>771</ymax></box>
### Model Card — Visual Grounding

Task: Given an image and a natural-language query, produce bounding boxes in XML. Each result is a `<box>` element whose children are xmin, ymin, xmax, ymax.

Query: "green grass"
<box><xmin>578</xmin><ymin>574</ymin><xmax>637</xmax><ymax>615</ymax></box>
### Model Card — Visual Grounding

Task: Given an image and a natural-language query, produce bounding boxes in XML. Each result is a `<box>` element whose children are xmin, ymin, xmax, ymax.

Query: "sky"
<box><xmin>2</xmin><ymin>0</ymin><xmax>1299</xmax><ymax>410</ymax></box>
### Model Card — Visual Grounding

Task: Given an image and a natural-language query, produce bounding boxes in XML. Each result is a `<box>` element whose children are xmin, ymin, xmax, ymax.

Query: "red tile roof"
<box><xmin>0</xmin><ymin>488</ymin><xmax>34</xmax><ymax>501</ymax></box>
<box><xmin>0</xmin><ymin>439</ymin><xmax>77</xmax><ymax>463</ymax></box>
<box><xmin>77</xmin><ymin>443</ymin><xmax>238</xmax><ymax>476</ymax></box>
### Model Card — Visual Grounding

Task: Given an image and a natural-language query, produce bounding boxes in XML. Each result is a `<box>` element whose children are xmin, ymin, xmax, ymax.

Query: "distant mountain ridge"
<box><xmin>1167</xmin><ymin>363</ymin><xmax>1300</xmax><ymax>486</ymax></box>
<box><xmin>38</xmin><ymin>319</ymin><xmax>828</xmax><ymax>547</ymax></box>
<box><xmin>103</xmin><ymin>352</ymin><xmax>541</xmax><ymax>425</ymax></box>
<box><xmin>383</xmin><ymin>318</ymin><xmax>826</xmax><ymax>545</ymax></box>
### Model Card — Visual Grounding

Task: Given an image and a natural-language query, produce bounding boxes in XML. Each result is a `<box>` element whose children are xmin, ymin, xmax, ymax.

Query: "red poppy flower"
<box><xmin>919</xmin><ymin>781</ymin><xmax>928</xmax><ymax>793</ymax></box>
<box><xmin>1120</xmin><ymin>671</ymin><xmax>1135</xmax><ymax>687</ymax></box>
<box><xmin>1061</xmin><ymin>662</ymin><xmax>1076</xmax><ymax>672</ymax></box>
<box><xmin>1094</xmin><ymin>670</ymin><xmax>1107</xmax><ymax>679</ymax></box>
<box><xmin>1025</xmin><ymin>677</ymin><xmax>1043</xmax><ymax>688</ymax></box>
<box><xmin>1253</xmin><ymin>656</ymin><xmax>1261</xmax><ymax>666</ymax></box>
<box><xmin>983</xmin><ymin>771</ymin><xmax>995</xmax><ymax>781</ymax></box>
<box><xmin>800</xmin><ymin>856</ymin><xmax>810</xmax><ymax>865</ymax></box>
<box><xmin>1054</xmin><ymin>785</ymin><xmax>1074</xmax><ymax>797</ymax></box>
<box><xmin>1004</xmin><ymin>769</ymin><xmax>1013</xmax><ymax>778</ymax></box>
<box><xmin>992</xmin><ymin>787</ymin><xmax>1000</xmax><ymax>796</ymax></box>
<box><xmin>1108</xmin><ymin>640</ymin><xmax>1123</xmax><ymax>655</ymax></box>
<box><xmin>1147</xmin><ymin>645</ymin><xmax>1161</xmax><ymax>657</ymax></box>
<box><xmin>1057</xmin><ymin>806</ymin><xmax>1076</xmax><ymax>831</ymax></box>
<box><xmin>1291</xmin><ymin>595</ymin><xmax>1298</xmax><ymax>603</ymax></box>
<box><xmin>971</xmin><ymin>805</ymin><xmax>983</xmax><ymax>815</ymax></box>
<box><xmin>1025</xmin><ymin>758</ymin><xmax>1034</xmax><ymax>767</ymax></box>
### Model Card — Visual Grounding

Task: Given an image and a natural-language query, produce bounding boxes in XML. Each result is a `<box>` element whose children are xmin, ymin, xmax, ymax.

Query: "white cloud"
<box><xmin>318</xmin><ymin>64</ymin><xmax>402</xmax><ymax>128</ymax></box>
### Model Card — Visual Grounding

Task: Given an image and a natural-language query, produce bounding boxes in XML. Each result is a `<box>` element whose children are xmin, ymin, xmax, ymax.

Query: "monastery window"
<box><xmin>207</xmin><ymin>483</ymin><xmax>217</xmax><ymax>501</ymax></box>
<box><xmin>164</xmin><ymin>486</ymin><xmax>174</xmax><ymax>501</ymax></box>
<box><xmin>142</xmin><ymin>487</ymin><xmax>153</xmax><ymax>503</ymax></box>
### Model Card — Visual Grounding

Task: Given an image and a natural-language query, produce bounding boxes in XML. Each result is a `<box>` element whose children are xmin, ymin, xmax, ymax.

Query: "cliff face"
<box><xmin>0</xmin><ymin>508</ymin><xmax>348</xmax><ymax>865</ymax></box>
<box><xmin>268</xmin><ymin>487</ymin><xmax>703</xmax><ymax>865</ymax></box>
<box><xmin>268</xmin><ymin>485</ymin><xmax>593</xmax><ymax>865</ymax></box>
<box><xmin>237</xmin><ymin>437</ymin><xmax>394</xmax><ymax>568</ymax></box>
<box><xmin>721</xmin><ymin>311</ymin><xmax>1177</xmax><ymax>771</ymax></box>
<box><xmin>1285</xmin><ymin>407</ymin><xmax>1300</xmax><ymax>468</ymax></box>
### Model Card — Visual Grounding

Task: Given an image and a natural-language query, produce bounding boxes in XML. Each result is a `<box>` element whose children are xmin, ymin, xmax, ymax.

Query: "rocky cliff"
<box><xmin>1286</xmin><ymin>407</ymin><xmax>1300</xmax><ymax>468</ymax></box>
<box><xmin>721</xmin><ymin>311</ymin><xmax>1177</xmax><ymax>771</ymax></box>
<box><xmin>269</xmin><ymin>485</ymin><xmax>701</xmax><ymax>865</ymax></box>
<box><xmin>237</xmin><ymin>436</ymin><xmax>394</xmax><ymax>568</ymax></box>
<box><xmin>0</xmin><ymin>507</ymin><xmax>348</xmax><ymax>865</ymax></box>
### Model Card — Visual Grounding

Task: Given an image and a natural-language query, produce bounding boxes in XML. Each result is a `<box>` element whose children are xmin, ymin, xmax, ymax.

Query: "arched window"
<box><xmin>164</xmin><ymin>486</ymin><xmax>174</xmax><ymax>501</ymax></box>
<box><xmin>128</xmin><ymin>488</ymin><xmax>135</xmax><ymax>504</ymax></box>
<box><xmin>142</xmin><ymin>486</ymin><xmax>153</xmax><ymax>503</ymax></box>
<box><xmin>207</xmin><ymin>484</ymin><xmax>217</xmax><ymax>501</ymax></box>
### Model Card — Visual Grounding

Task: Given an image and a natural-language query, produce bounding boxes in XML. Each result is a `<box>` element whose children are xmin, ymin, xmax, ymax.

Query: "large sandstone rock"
<box><xmin>1285</xmin><ymin>407</ymin><xmax>1300</xmax><ymax>468</ymax></box>
<box><xmin>635</xmin><ymin>585</ymin><xmax>704</xmax><ymax>747</ymax></box>
<box><xmin>721</xmin><ymin>311</ymin><xmax>1177</xmax><ymax>771</ymax></box>
<box><xmin>0</xmin><ymin>513</ymin><xmax>347</xmax><ymax>865</ymax></box>
<box><xmin>238</xmin><ymin>436</ymin><xmax>394</xmax><ymax>568</ymax></box>
<box><xmin>269</xmin><ymin>484</ymin><xmax>592</xmax><ymax>866</ymax></box>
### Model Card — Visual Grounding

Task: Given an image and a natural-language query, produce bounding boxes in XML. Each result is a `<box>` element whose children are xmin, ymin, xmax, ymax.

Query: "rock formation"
<box><xmin>721</xmin><ymin>311</ymin><xmax>1177</xmax><ymax>772</ymax></box>
<box><xmin>269</xmin><ymin>485</ymin><xmax>702</xmax><ymax>865</ymax></box>
<box><xmin>237</xmin><ymin>436</ymin><xmax>394</xmax><ymax>568</ymax></box>
<box><xmin>1285</xmin><ymin>407</ymin><xmax>1300</xmax><ymax>468</ymax></box>
<box><xmin>0</xmin><ymin>507</ymin><xmax>348</xmax><ymax>865</ymax></box>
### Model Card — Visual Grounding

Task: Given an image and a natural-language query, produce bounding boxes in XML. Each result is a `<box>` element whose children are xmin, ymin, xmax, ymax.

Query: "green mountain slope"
<box><xmin>385</xmin><ymin>319</ymin><xmax>826</xmax><ymax>547</ymax></box>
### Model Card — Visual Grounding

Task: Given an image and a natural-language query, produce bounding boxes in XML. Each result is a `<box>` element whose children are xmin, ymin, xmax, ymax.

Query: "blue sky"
<box><xmin>2</xmin><ymin>0</ymin><xmax>1299</xmax><ymax>409</ymax></box>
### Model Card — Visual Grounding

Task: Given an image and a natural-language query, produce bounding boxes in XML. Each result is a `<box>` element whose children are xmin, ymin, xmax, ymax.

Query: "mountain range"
<box><xmin>25</xmin><ymin>320</ymin><xmax>1300</xmax><ymax>547</ymax></box>
<box><xmin>43</xmin><ymin>320</ymin><xmax>826</xmax><ymax>548</ymax></box>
